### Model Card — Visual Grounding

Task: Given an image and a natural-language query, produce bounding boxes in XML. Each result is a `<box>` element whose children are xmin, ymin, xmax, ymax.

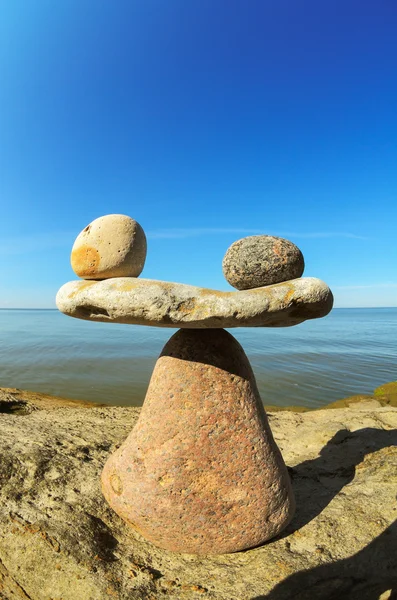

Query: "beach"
<box><xmin>1</xmin><ymin>385</ymin><xmax>395</xmax><ymax>599</ymax></box>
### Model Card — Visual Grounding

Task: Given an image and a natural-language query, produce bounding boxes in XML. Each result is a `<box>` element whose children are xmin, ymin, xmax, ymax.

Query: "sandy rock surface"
<box><xmin>223</xmin><ymin>236</ymin><xmax>304</xmax><ymax>290</ymax></box>
<box><xmin>0</xmin><ymin>390</ymin><xmax>396</xmax><ymax>599</ymax></box>
<box><xmin>56</xmin><ymin>276</ymin><xmax>333</xmax><ymax>328</ymax></box>
<box><xmin>71</xmin><ymin>214</ymin><xmax>147</xmax><ymax>280</ymax></box>
<box><xmin>0</xmin><ymin>388</ymin><xmax>104</xmax><ymax>413</ymax></box>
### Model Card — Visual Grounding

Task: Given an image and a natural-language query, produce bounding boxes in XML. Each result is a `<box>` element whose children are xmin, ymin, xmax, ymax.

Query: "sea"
<box><xmin>0</xmin><ymin>308</ymin><xmax>396</xmax><ymax>410</ymax></box>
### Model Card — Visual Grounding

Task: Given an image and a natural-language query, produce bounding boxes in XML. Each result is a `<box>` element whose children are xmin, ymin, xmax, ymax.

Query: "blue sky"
<box><xmin>1</xmin><ymin>0</ymin><xmax>396</xmax><ymax>308</ymax></box>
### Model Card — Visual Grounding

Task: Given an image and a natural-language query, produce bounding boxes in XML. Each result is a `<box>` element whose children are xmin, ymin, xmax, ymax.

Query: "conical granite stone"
<box><xmin>101</xmin><ymin>329</ymin><xmax>295</xmax><ymax>554</ymax></box>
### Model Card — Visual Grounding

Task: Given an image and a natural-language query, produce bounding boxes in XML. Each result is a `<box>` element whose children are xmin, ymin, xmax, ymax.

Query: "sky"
<box><xmin>0</xmin><ymin>0</ymin><xmax>396</xmax><ymax>308</ymax></box>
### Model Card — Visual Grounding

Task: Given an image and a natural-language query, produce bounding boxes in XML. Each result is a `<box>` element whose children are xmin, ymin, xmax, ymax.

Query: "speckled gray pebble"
<box><xmin>223</xmin><ymin>235</ymin><xmax>305</xmax><ymax>290</ymax></box>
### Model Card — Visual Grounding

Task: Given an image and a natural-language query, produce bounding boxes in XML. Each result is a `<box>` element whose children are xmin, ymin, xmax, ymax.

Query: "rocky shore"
<box><xmin>0</xmin><ymin>384</ymin><xmax>396</xmax><ymax>599</ymax></box>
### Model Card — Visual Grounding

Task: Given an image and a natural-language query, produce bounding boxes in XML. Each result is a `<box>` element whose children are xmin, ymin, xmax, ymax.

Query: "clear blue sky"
<box><xmin>1</xmin><ymin>0</ymin><xmax>396</xmax><ymax>308</ymax></box>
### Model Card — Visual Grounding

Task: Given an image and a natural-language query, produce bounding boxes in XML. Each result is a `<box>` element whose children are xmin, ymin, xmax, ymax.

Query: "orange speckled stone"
<box><xmin>71</xmin><ymin>214</ymin><xmax>147</xmax><ymax>280</ymax></box>
<box><xmin>101</xmin><ymin>329</ymin><xmax>295</xmax><ymax>554</ymax></box>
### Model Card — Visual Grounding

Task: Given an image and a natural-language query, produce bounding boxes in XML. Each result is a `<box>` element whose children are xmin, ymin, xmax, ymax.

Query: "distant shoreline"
<box><xmin>1</xmin><ymin>306</ymin><xmax>397</xmax><ymax>311</ymax></box>
<box><xmin>1</xmin><ymin>307</ymin><xmax>395</xmax><ymax>409</ymax></box>
<box><xmin>1</xmin><ymin>381</ymin><xmax>396</xmax><ymax>414</ymax></box>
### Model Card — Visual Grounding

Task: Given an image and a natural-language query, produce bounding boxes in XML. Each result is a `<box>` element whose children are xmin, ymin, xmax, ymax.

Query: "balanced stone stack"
<box><xmin>56</xmin><ymin>214</ymin><xmax>333</xmax><ymax>555</ymax></box>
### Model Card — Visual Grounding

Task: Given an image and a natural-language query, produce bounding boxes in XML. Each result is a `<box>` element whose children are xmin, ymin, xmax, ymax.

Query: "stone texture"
<box><xmin>0</xmin><ymin>387</ymin><xmax>104</xmax><ymax>413</ymax></box>
<box><xmin>101</xmin><ymin>329</ymin><xmax>295</xmax><ymax>554</ymax></box>
<box><xmin>71</xmin><ymin>214</ymin><xmax>147</xmax><ymax>279</ymax></box>
<box><xmin>56</xmin><ymin>276</ymin><xmax>333</xmax><ymax>328</ymax></box>
<box><xmin>222</xmin><ymin>235</ymin><xmax>305</xmax><ymax>290</ymax></box>
<box><xmin>374</xmin><ymin>381</ymin><xmax>397</xmax><ymax>403</ymax></box>
<box><xmin>322</xmin><ymin>394</ymin><xmax>397</xmax><ymax>410</ymax></box>
<box><xmin>0</xmin><ymin>389</ymin><xmax>396</xmax><ymax>599</ymax></box>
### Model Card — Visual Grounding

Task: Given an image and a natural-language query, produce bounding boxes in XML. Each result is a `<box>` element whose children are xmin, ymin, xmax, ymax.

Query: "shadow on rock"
<box><xmin>253</xmin><ymin>520</ymin><xmax>397</xmax><ymax>600</ymax></box>
<box><xmin>253</xmin><ymin>426</ymin><xmax>397</xmax><ymax>599</ymax></box>
<box><xmin>284</xmin><ymin>427</ymin><xmax>397</xmax><ymax>534</ymax></box>
<box><xmin>86</xmin><ymin>513</ymin><xmax>119</xmax><ymax>561</ymax></box>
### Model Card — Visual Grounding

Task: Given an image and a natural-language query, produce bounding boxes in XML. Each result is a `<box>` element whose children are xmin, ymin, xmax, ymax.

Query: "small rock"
<box><xmin>71</xmin><ymin>214</ymin><xmax>147</xmax><ymax>279</ymax></box>
<box><xmin>223</xmin><ymin>235</ymin><xmax>304</xmax><ymax>290</ymax></box>
<box><xmin>101</xmin><ymin>328</ymin><xmax>295</xmax><ymax>554</ymax></box>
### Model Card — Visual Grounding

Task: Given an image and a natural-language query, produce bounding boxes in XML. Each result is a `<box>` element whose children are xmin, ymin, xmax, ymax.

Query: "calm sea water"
<box><xmin>0</xmin><ymin>308</ymin><xmax>395</xmax><ymax>409</ymax></box>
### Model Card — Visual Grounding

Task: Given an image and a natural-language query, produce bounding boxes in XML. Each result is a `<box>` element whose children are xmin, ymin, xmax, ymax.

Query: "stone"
<box><xmin>56</xmin><ymin>276</ymin><xmax>333</xmax><ymax>328</ymax></box>
<box><xmin>321</xmin><ymin>383</ymin><xmax>397</xmax><ymax>410</ymax></box>
<box><xmin>223</xmin><ymin>235</ymin><xmax>305</xmax><ymax>290</ymax></box>
<box><xmin>0</xmin><ymin>387</ymin><xmax>396</xmax><ymax>599</ymax></box>
<box><xmin>374</xmin><ymin>381</ymin><xmax>397</xmax><ymax>403</ymax></box>
<box><xmin>70</xmin><ymin>214</ymin><xmax>147</xmax><ymax>279</ymax></box>
<box><xmin>101</xmin><ymin>328</ymin><xmax>295</xmax><ymax>554</ymax></box>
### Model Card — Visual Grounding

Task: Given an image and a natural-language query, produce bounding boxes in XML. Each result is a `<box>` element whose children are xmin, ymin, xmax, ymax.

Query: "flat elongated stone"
<box><xmin>56</xmin><ymin>276</ymin><xmax>333</xmax><ymax>328</ymax></box>
<box><xmin>101</xmin><ymin>329</ymin><xmax>295</xmax><ymax>554</ymax></box>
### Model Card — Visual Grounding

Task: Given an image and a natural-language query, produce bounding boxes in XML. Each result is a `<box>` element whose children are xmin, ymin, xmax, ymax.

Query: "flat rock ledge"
<box><xmin>0</xmin><ymin>394</ymin><xmax>396</xmax><ymax>599</ymax></box>
<box><xmin>56</xmin><ymin>276</ymin><xmax>333</xmax><ymax>328</ymax></box>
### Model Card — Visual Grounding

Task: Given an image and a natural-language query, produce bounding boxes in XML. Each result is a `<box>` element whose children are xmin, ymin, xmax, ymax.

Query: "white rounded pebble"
<box><xmin>70</xmin><ymin>214</ymin><xmax>147</xmax><ymax>279</ymax></box>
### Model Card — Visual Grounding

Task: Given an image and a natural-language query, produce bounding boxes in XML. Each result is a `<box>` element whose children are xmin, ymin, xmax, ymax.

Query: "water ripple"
<box><xmin>0</xmin><ymin>308</ymin><xmax>396</xmax><ymax>408</ymax></box>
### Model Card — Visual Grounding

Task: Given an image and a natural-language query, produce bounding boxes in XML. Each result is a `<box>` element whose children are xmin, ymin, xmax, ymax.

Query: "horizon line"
<box><xmin>1</xmin><ymin>306</ymin><xmax>396</xmax><ymax>311</ymax></box>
